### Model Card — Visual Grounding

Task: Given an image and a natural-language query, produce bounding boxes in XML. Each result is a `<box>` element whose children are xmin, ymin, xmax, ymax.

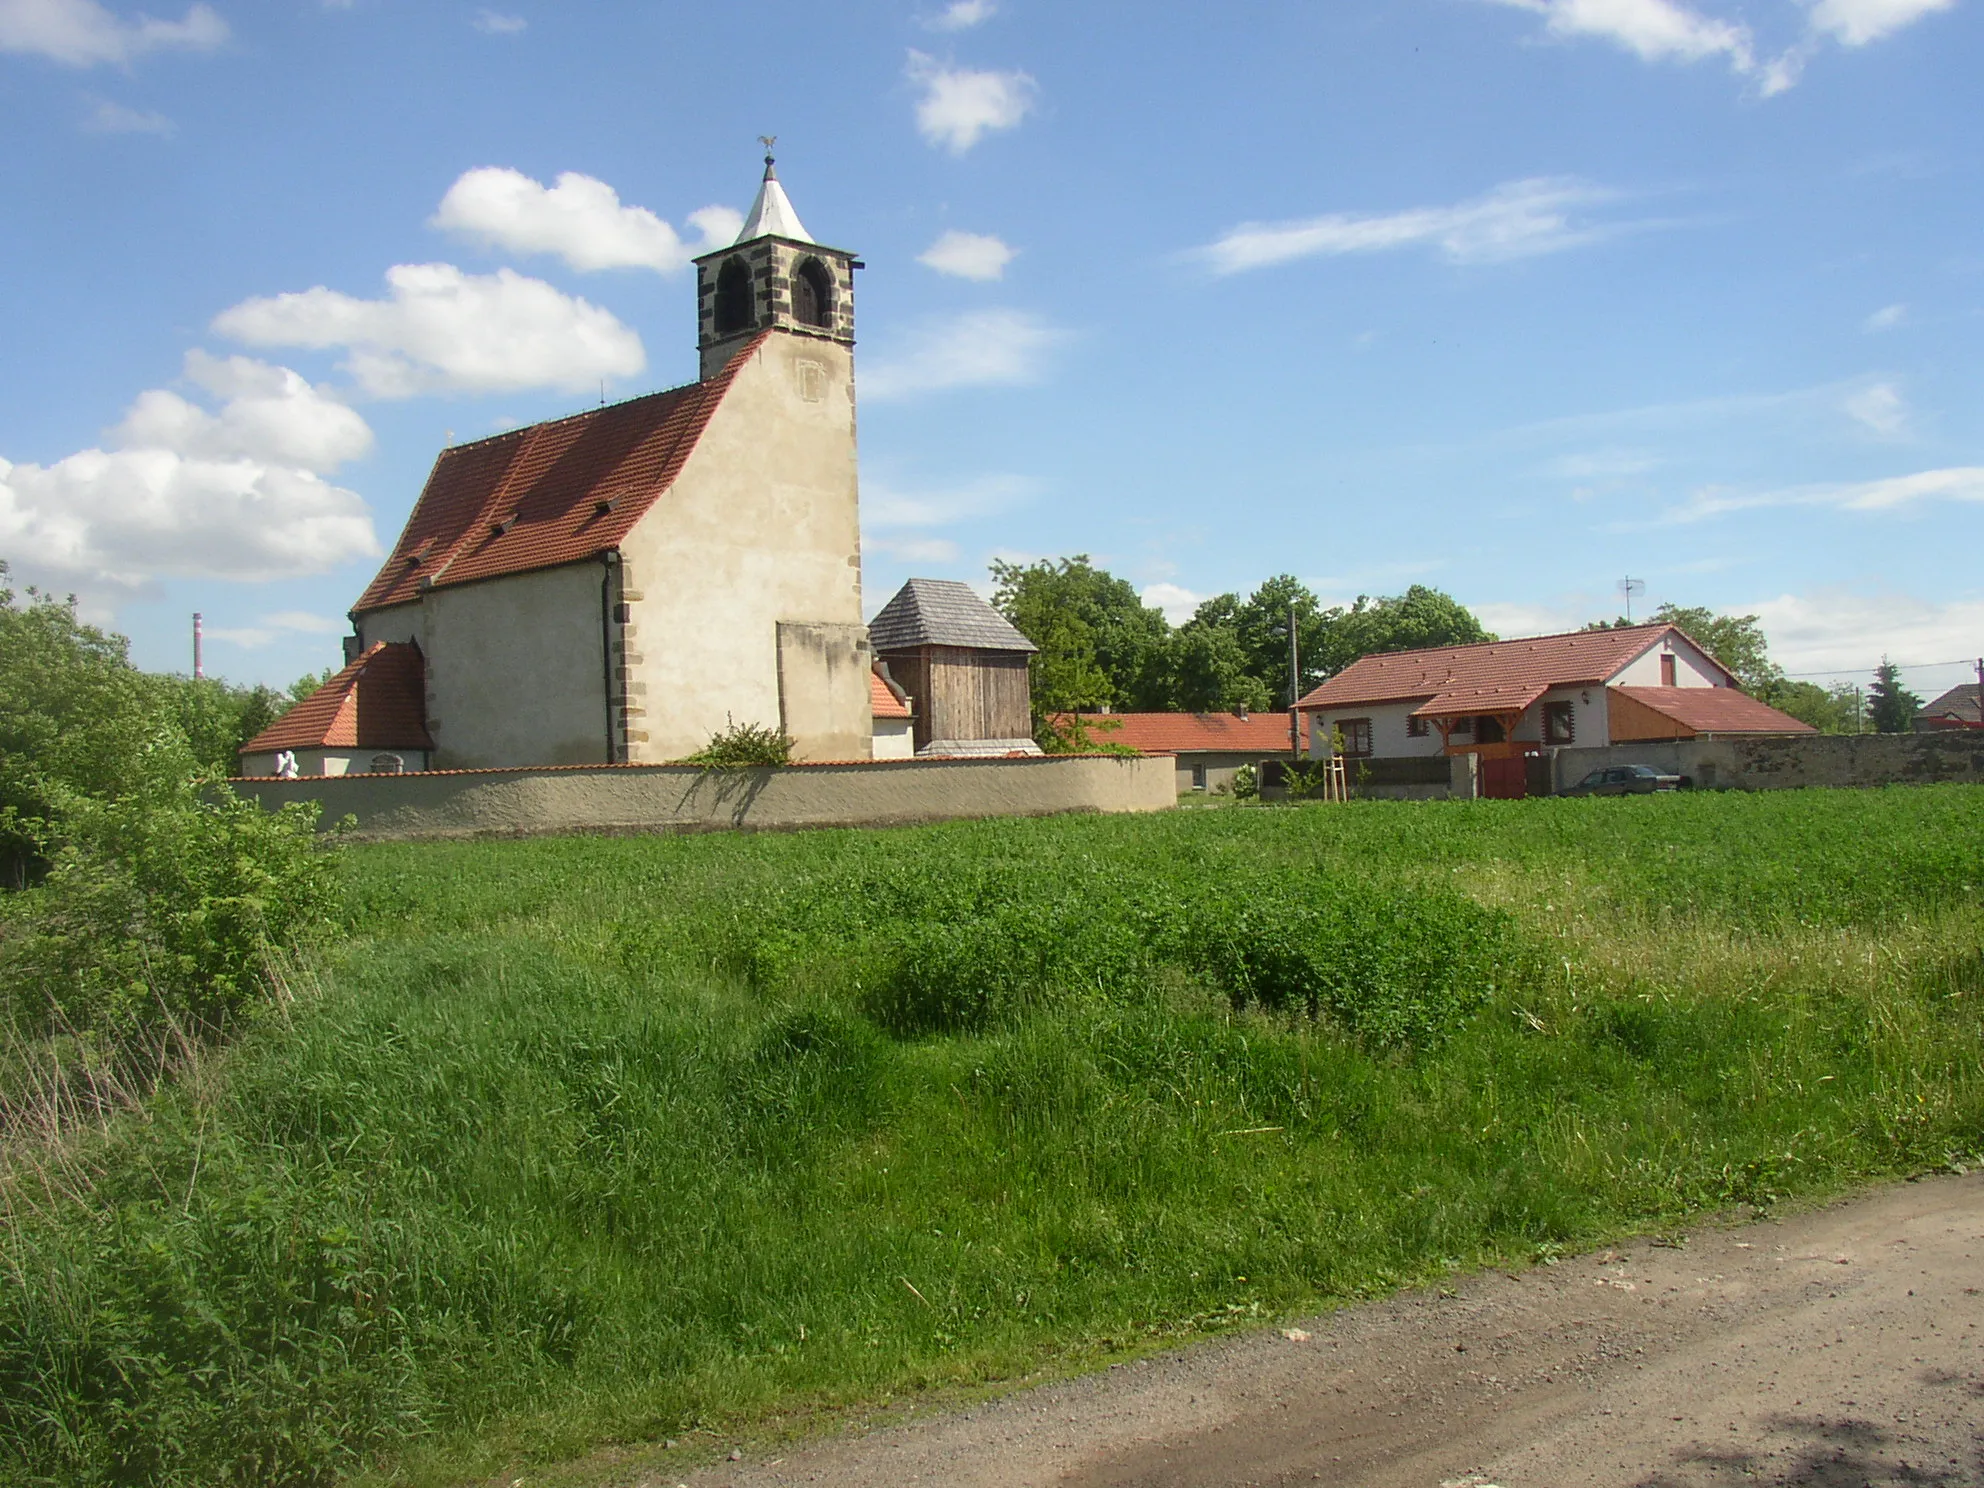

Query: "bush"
<box><xmin>0</xmin><ymin>570</ymin><xmax>345</xmax><ymax>1059</ymax></box>
<box><xmin>685</xmin><ymin>717</ymin><xmax>794</xmax><ymax>768</ymax></box>
<box><xmin>0</xmin><ymin>776</ymin><xmax>340</xmax><ymax>1046</ymax></box>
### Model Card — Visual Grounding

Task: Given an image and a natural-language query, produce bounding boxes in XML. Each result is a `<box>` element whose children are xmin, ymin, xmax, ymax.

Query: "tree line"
<box><xmin>989</xmin><ymin>557</ymin><xmax>1492</xmax><ymax>726</ymax></box>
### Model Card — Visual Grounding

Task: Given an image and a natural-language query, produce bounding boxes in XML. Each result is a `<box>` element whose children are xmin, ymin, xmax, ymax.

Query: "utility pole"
<box><xmin>1975</xmin><ymin>657</ymin><xmax>1983</xmax><ymax>729</ymax></box>
<box><xmin>192</xmin><ymin>612</ymin><xmax>203</xmax><ymax>680</ymax></box>
<box><xmin>1286</xmin><ymin>603</ymin><xmax>1301</xmax><ymax>757</ymax></box>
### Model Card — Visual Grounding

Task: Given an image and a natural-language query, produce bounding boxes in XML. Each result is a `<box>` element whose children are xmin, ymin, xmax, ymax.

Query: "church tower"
<box><xmin>694</xmin><ymin>147</ymin><xmax>859</xmax><ymax>381</ymax></box>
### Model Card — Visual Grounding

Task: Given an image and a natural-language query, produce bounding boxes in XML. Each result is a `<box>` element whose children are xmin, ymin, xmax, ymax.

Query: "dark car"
<box><xmin>1562</xmin><ymin>764</ymin><xmax>1683</xmax><ymax>797</ymax></box>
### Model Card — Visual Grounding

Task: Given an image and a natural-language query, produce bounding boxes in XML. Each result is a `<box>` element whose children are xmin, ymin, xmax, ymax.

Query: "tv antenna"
<box><xmin>1617</xmin><ymin>575</ymin><xmax>1646</xmax><ymax>624</ymax></box>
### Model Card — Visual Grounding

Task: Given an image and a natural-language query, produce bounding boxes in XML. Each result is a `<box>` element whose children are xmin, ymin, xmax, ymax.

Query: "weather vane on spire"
<box><xmin>758</xmin><ymin>134</ymin><xmax>777</xmax><ymax>167</ymax></box>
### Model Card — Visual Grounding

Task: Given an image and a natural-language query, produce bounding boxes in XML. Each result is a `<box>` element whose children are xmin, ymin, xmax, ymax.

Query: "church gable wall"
<box><xmin>618</xmin><ymin>333</ymin><xmax>866</xmax><ymax>762</ymax></box>
<box><xmin>420</xmin><ymin>562</ymin><xmax>610</xmax><ymax>769</ymax></box>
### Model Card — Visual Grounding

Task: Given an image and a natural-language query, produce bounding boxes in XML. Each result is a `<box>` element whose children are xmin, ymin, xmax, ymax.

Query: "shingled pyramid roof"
<box><xmin>868</xmin><ymin>578</ymin><xmax>1038</xmax><ymax>654</ymax></box>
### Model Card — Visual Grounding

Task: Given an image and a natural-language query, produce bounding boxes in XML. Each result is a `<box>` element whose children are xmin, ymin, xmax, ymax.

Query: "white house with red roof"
<box><xmin>1294</xmin><ymin>623</ymin><xmax>1813</xmax><ymax>780</ymax></box>
<box><xmin>242</xmin><ymin>154</ymin><xmax>876</xmax><ymax>774</ymax></box>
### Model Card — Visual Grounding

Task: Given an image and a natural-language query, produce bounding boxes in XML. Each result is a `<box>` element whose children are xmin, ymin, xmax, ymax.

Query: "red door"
<box><xmin>1480</xmin><ymin>755</ymin><xmax>1528</xmax><ymax>800</ymax></box>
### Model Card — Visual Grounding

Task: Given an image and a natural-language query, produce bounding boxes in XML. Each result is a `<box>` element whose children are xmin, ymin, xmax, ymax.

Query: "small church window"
<box><xmin>714</xmin><ymin>257</ymin><xmax>754</xmax><ymax>334</ymax></box>
<box><xmin>792</xmin><ymin>258</ymin><xmax>833</xmax><ymax>328</ymax></box>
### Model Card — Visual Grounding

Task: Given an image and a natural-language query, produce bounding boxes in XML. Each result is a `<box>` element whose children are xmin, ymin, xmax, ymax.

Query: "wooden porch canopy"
<box><xmin>1409</xmin><ymin>682</ymin><xmax>1548</xmax><ymax>755</ymax></box>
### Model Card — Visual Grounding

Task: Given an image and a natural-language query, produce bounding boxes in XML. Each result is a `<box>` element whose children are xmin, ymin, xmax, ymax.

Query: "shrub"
<box><xmin>685</xmin><ymin>717</ymin><xmax>794</xmax><ymax>768</ymax></box>
<box><xmin>0</xmin><ymin>776</ymin><xmax>341</xmax><ymax>1046</ymax></box>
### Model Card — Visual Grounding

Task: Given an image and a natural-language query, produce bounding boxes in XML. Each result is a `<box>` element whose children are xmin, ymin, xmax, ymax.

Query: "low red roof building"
<box><xmin>238</xmin><ymin>642</ymin><xmax>434</xmax><ymax>777</ymax></box>
<box><xmin>1915</xmin><ymin>681</ymin><xmax>1981</xmax><ymax>731</ymax></box>
<box><xmin>1052</xmin><ymin>709</ymin><xmax>1300</xmax><ymax>794</ymax></box>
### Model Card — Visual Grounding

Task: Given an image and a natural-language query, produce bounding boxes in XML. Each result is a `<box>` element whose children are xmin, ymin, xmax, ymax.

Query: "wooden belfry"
<box><xmin>867</xmin><ymin>579</ymin><xmax>1042</xmax><ymax>756</ymax></box>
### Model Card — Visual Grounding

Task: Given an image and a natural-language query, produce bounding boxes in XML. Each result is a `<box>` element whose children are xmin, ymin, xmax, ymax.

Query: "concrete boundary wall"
<box><xmin>230</xmin><ymin>754</ymin><xmax>1175</xmax><ymax>841</ymax></box>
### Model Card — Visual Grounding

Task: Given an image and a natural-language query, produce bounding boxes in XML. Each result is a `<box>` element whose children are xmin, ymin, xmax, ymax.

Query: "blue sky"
<box><xmin>2</xmin><ymin>0</ymin><xmax>1979</xmax><ymax>701</ymax></box>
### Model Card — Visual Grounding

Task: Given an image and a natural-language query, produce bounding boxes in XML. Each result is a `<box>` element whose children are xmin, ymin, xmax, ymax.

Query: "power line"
<box><xmin>1780</xmin><ymin>657</ymin><xmax>1978</xmax><ymax>679</ymax></box>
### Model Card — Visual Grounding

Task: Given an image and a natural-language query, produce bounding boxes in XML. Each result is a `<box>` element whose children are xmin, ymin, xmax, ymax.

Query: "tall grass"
<box><xmin>3</xmin><ymin>787</ymin><xmax>1982</xmax><ymax>1486</ymax></box>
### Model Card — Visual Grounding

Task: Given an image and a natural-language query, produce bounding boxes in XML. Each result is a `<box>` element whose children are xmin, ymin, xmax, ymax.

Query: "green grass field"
<box><xmin>5</xmin><ymin>787</ymin><xmax>1983</xmax><ymax>1487</ymax></box>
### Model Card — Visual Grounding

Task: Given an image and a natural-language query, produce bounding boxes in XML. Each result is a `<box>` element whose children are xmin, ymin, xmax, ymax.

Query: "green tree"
<box><xmin>1867</xmin><ymin>658</ymin><xmax>1921</xmax><ymax>734</ymax></box>
<box><xmin>1762</xmin><ymin>679</ymin><xmax>1861</xmax><ymax>734</ymax></box>
<box><xmin>1229</xmin><ymin>575</ymin><xmax>1334</xmax><ymax>703</ymax></box>
<box><xmin>991</xmin><ymin>556</ymin><xmax>1172</xmax><ymax>711</ymax></box>
<box><xmin>1316</xmin><ymin>586</ymin><xmax>1494</xmax><ymax>676</ymax></box>
<box><xmin>0</xmin><ymin>568</ymin><xmax>172</xmax><ymax>885</ymax></box>
<box><xmin>1168</xmin><ymin>620</ymin><xmax>1271</xmax><ymax>712</ymax></box>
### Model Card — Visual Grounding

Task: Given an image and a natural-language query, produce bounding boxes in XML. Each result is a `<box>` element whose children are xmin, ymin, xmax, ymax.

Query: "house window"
<box><xmin>1190</xmin><ymin>762</ymin><xmax>1208</xmax><ymax>791</ymax></box>
<box><xmin>1475</xmin><ymin>715</ymin><xmax>1506</xmax><ymax>744</ymax></box>
<box><xmin>1544</xmin><ymin>700</ymin><xmax>1575</xmax><ymax>745</ymax></box>
<box><xmin>792</xmin><ymin>258</ymin><xmax>833</xmax><ymax>328</ymax></box>
<box><xmin>714</xmin><ymin>257</ymin><xmax>754</xmax><ymax>334</ymax></box>
<box><xmin>1660</xmin><ymin>653</ymin><xmax>1678</xmax><ymax>687</ymax></box>
<box><xmin>1449</xmin><ymin>717</ymin><xmax>1473</xmax><ymax>738</ymax></box>
<box><xmin>1406</xmin><ymin>715</ymin><xmax>1429</xmax><ymax>738</ymax></box>
<box><xmin>1338</xmin><ymin>718</ymin><xmax>1373</xmax><ymax>757</ymax></box>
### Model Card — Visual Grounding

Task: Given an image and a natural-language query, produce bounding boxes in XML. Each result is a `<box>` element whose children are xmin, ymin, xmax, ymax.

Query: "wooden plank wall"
<box><xmin>880</xmin><ymin>647</ymin><xmax>1032</xmax><ymax>750</ymax></box>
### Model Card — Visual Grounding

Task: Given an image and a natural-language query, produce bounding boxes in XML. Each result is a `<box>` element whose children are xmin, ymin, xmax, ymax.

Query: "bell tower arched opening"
<box><xmin>713</xmin><ymin>257</ymin><xmax>754</xmax><ymax>335</ymax></box>
<box><xmin>792</xmin><ymin>258</ymin><xmax>833</xmax><ymax>329</ymax></box>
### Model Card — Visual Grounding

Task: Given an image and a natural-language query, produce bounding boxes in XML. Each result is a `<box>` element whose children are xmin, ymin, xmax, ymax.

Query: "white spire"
<box><xmin>735</xmin><ymin>149</ymin><xmax>814</xmax><ymax>245</ymax></box>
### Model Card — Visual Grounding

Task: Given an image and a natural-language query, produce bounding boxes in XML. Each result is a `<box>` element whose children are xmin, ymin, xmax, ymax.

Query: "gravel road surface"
<box><xmin>675</xmin><ymin>1172</ymin><xmax>1984</xmax><ymax>1487</ymax></box>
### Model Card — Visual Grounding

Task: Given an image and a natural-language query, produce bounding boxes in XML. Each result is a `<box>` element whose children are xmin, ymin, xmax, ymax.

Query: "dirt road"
<box><xmin>680</xmin><ymin>1172</ymin><xmax>1984</xmax><ymax>1487</ymax></box>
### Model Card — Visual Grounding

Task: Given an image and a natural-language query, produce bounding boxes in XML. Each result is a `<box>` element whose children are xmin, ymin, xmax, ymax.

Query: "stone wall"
<box><xmin>231</xmin><ymin>754</ymin><xmax>1175</xmax><ymax>842</ymax></box>
<box><xmin>1555</xmin><ymin>731</ymin><xmax>1984</xmax><ymax>793</ymax></box>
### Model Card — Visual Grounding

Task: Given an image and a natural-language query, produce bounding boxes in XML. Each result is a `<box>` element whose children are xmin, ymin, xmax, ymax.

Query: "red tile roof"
<box><xmin>1296</xmin><ymin>624</ymin><xmax>1729</xmax><ymax>710</ymax></box>
<box><xmin>1053</xmin><ymin>711</ymin><xmax>1301</xmax><ymax>753</ymax></box>
<box><xmin>871</xmin><ymin>668</ymin><xmax>911</xmax><ymax>720</ymax></box>
<box><xmin>240</xmin><ymin>642</ymin><xmax>434</xmax><ymax>754</ymax></box>
<box><xmin>1614</xmin><ymin>687</ymin><xmax>1817</xmax><ymax>736</ymax></box>
<box><xmin>1408</xmin><ymin>682</ymin><xmax>1550</xmax><ymax>719</ymax></box>
<box><xmin>350</xmin><ymin>335</ymin><xmax>766</xmax><ymax>615</ymax></box>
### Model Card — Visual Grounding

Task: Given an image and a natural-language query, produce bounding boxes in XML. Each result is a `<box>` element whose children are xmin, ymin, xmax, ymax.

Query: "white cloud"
<box><xmin>1196</xmin><ymin>177</ymin><xmax>1625</xmax><ymax>276</ymax></box>
<box><xmin>206</xmin><ymin>610</ymin><xmax>347</xmax><ymax>649</ymax></box>
<box><xmin>1484</xmin><ymin>0</ymin><xmax>1956</xmax><ymax>93</ymax></box>
<box><xmin>905</xmin><ymin>50</ymin><xmax>1037</xmax><ymax>154</ymax></box>
<box><xmin>1485</xmin><ymin>0</ymin><xmax>1753</xmax><ymax>66</ymax></box>
<box><xmin>1743</xmin><ymin>590</ymin><xmax>1984</xmax><ymax>678</ymax></box>
<box><xmin>1805</xmin><ymin>0</ymin><xmax>1955</xmax><ymax>46</ymax></box>
<box><xmin>1668</xmin><ymin>465</ymin><xmax>1984</xmax><ymax>523</ymax></box>
<box><xmin>864</xmin><ymin>473</ymin><xmax>1032</xmax><ymax>529</ymax></box>
<box><xmin>866</xmin><ymin>535</ymin><xmax>962</xmax><ymax>565</ymax></box>
<box><xmin>0</xmin><ymin>357</ymin><xmax>380</xmax><ymax>595</ymax></box>
<box><xmin>1863</xmin><ymin>302</ymin><xmax>1907</xmax><ymax>332</ymax></box>
<box><xmin>861</xmin><ymin>309</ymin><xmax>1064</xmax><ymax>400</ymax></box>
<box><xmin>471</xmin><ymin>9</ymin><xmax>525</xmax><ymax>34</ymax></box>
<box><xmin>1142</xmin><ymin>582</ymin><xmax>1205</xmax><ymax>626</ymax></box>
<box><xmin>1842</xmin><ymin>381</ymin><xmax>1909</xmax><ymax>437</ymax></box>
<box><xmin>431</xmin><ymin>167</ymin><xmax>740</xmax><ymax>275</ymax></box>
<box><xmin>1471</xmin><ymin>599</ymin><xmax>1593</xmax><ymax>638</ymax></box>
<box><xmin>113</xmin><ymin>350</ymin><xmax>375</xmax><ymax>470</ymax></box>
<box><xmin>213</xmin><ymin>263</ymin><xmax>646</xmax><ymax>399</ymax></box>
<box><xmin>924</xmin><ymin>0</ymin><xmax>995</xmax><ymax>30</ymax></box>
<box><xmin>917</xmin><ymin>229</ymin><xmax>1017</xmax><ymax>281</ymax></box>
<box><xmin>0</xmin><ymin>0</ymin><xmax>226</xmax><ymax>66</ymax></box>
<box><xmin>81</xmin><ymin>95</ymin><xmax>171</xmax><ymax>133</ymax></box>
